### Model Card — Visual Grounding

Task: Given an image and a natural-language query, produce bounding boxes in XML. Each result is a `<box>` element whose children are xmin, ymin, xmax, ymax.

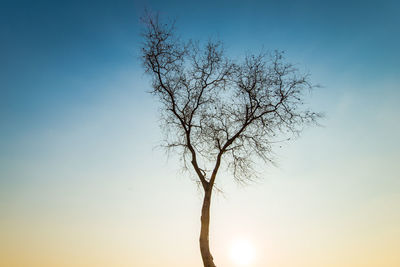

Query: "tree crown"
<box><xmin>141</xmin><ymin>13</ymin><xmax>321</xmax><ymax>188</ymax></box>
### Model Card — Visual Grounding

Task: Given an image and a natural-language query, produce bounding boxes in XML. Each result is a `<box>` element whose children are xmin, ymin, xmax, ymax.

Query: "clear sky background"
<box><xmin>1</xmin><ymin>0</ymin><xmax>399</xmax><ymax>266</ymax></box>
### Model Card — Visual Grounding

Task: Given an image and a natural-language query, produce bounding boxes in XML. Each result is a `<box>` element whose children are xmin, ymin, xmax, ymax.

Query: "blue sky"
<box><xmin>1</xmin><ymin>0</ymin><xmax>399</xmax><ymax>127</ymax></box>
<box><xmin>1</xmin><ymin>0</ymin><xmax>399</xmax><ymax>266</ymax></box>
<box><xmin>1</xmin><ymin>0</ymin><xmax>399</xmax><ymax>138</ymax></box>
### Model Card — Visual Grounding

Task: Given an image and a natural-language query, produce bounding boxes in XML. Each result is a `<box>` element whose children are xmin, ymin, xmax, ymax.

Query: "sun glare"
<box><xmin>230</xmin><ymin>239</ymin><xmax>255</xmax><ymax>265</ymax></box>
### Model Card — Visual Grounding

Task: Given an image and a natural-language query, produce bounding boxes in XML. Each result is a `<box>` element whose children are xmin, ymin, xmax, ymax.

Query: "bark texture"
<box><xmin>199</xmin><ymin>189</ymin><xmax>216</xmax><ymax>267</ymax></box>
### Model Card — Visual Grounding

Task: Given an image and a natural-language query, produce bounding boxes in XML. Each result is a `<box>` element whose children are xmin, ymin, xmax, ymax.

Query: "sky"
<box><xmin>1</xmin><ymin>0</ymin><xmax>399</xmax><ymax>266</ymax></box>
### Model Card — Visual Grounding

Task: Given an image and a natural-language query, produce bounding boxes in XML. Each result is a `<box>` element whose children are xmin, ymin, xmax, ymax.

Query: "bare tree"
<box><xmin>140</xmin><ymin>13</ymin><xmax>320</xmax><ymax>267</ymax></box>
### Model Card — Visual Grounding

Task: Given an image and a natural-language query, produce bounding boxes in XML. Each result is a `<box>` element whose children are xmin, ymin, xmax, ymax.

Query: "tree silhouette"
<box><xmin>141</xmin><ymin>13</ymin><xmax>320</xmax><ymax>267</ymax></box>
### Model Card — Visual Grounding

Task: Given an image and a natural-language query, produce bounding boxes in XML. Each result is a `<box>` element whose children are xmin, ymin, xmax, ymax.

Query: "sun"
<box><xmin>230</xmin><ymin>239</ymin><xmax>256</xmax><ymax>265</ymax></box>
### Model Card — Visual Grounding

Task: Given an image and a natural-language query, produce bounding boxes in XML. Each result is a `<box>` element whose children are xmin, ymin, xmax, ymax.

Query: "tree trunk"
<box><xmin>199</xmin><ymin>188</ymin><xmax>216</xmax><ymax>267</ymax></box>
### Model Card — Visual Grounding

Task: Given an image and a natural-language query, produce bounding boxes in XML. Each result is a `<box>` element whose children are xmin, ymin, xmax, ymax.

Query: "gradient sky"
<box><xmin>1</xmin><ymin>0</ymin><xmax>399</xmax><ymax>266</ymax></box>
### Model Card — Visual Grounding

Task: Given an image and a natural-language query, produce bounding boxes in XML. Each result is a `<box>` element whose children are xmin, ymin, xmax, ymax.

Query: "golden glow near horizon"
<box><xmin>230</xmin><ymin>239</ymin><xmax>256</xmax><ymax>266</ymax></box>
